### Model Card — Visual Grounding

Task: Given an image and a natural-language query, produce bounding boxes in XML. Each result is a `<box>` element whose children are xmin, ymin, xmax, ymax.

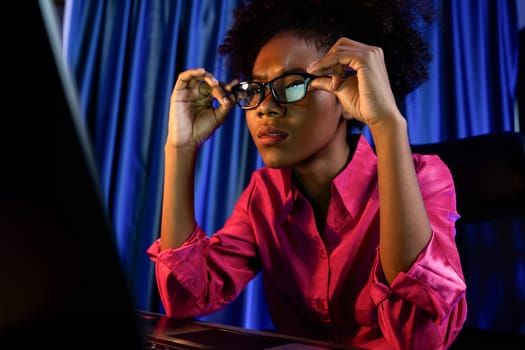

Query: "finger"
<box><xmin>309</xmin><ymin>76</ymin><xmax>334</xmax><ymax>92</ymax></box>
<box><xmin>306</xmin><ymin>40</ymin><xmax>364</xmax><ymax>75</ymax></box>
<box><xmin>175</xmin><ymin>68</ymin><xmax>206</xmax><ymax>90</ymax></box>
<box><xmin>216</xmin><ymin>95</ymin><xmax>234</xmax><ymax>120</ymax></box>
<box><xmin>194</xmin><ymin>73</ymin><xmax>234</xmax><ymax>106</ymax></box>
<box><xmin>307</xmin><ymin>54</ymin><xmax>353</xmax><ymax>76</ymax></box>
<box><xmin>204</xmin><ymin>95</ymin><xmax>234</xmax><ymax>135</ymax></box>
<box><xmin>221</xmin><ymin>79</ymin><xmax>239</xmax><ymax>93</ymax></box>
<box><xmin>327</xmin><ymin>65</ymin><xmax>343</xmax><ymax>91</ymax></box>
<box><xmin>174</xmin><ymin>69</ymin><xmax>233</xmax><ymax>107</ymax></box>
<box><xmin>329</xmin><ymin>76</ymin><xmax>340</xmax><ymax>91</ymax></box>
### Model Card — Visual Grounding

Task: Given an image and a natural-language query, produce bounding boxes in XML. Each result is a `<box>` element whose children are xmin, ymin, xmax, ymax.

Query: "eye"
<box><xmin>253</xmin><ymin>85</ymin><xmax>264</xmax><ymax>94</ymax></box>
<box><xmin>235</xmin><ymin>83</ymin><xmax>262</xmax><ymax>97</ymax></box>
<box><xmin>285</xmin><ymin>79</ymin><xmax>305</xmax><ymax>89</ymax></box>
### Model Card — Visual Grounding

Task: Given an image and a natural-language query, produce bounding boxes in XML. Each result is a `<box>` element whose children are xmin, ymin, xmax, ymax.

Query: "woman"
<box><xmin>148</xmin><ymin>1</ymin><xmax>467</xmax><ymax>348</ymax></box>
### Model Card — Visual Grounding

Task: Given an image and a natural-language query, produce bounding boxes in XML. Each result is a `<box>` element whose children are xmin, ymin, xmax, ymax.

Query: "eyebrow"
<box><xmin>251</xmin><ymin>68</ymin><xmax>308</xmax><ymax>82</ymax></box>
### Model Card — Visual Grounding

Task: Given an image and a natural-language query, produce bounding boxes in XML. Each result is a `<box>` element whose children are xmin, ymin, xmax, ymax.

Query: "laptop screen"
<box><xmin>0</xmin><ymin>1</ymin><xmax>144</xmax><ymax>348</ymax></box>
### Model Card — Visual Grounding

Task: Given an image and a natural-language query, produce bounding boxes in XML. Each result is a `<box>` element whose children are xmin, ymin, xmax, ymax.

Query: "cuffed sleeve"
<box><xmin>147</xmin><ymin>216</ymin><xmax>260</xmax><ymax>319</ymax></box>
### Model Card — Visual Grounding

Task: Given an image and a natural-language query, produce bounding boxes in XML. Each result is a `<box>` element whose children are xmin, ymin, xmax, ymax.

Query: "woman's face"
<box><xmin>246</xmin><ymin>32</ymin><xmax>347</xmax><ymax>170</ymax></box>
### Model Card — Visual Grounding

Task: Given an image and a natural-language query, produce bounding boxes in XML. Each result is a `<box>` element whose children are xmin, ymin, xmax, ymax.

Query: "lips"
<box><xmin>257</xmin><ymin>126</ymin><xmax>289</xmax><ymax>146</ymax></box>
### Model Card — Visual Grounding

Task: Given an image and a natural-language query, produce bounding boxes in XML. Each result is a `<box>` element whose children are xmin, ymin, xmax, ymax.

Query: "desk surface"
<box><xmin>137</xmin><ymin>310</ymin><xmax>361</xmax><ymax>350</ymax></box>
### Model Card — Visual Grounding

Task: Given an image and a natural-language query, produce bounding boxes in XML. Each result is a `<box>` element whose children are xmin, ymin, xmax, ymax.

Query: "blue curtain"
<box><xmin>63</xmin><ymin>0</ymin><xmax>520</xmax><ymax>333</ymax></box>
<box><xmin>402</xmin><ymin>0</ymin><xmax>518</xmax><ymax>144</ymax></box>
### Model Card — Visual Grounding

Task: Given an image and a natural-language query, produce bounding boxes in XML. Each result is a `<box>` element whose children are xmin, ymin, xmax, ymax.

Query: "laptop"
<box><xmin>0</xmin><ymin>1</ymin><xmax>145</xmax><ymax>348</ymax></box>
<box><xmin>0</xmin><ymin>2</ymin><xmax>360</xmax><ymax>349</ymax></box>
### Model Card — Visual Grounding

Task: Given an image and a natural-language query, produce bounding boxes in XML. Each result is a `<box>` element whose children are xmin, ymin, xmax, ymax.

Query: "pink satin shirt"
<box><xmin>147</xmin><ymin>135</ymin><xmax>467</xmax><ymax>349</ymax></box>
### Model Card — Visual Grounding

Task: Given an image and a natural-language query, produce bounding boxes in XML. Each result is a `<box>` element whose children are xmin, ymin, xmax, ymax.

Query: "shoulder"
<box><xmin>412</xmin><ymin>153</ymin><xmax>456</xmax><ymax>197</ymax></box>
<box><xmin>412</xmin><ymin>153</ymin><xmax>452</xmax><ymax>178</ymax></box>
<box><xmin>236</xmin><ymin>167</ymin><xmax>293</xmax><ymax>207</ymax></box>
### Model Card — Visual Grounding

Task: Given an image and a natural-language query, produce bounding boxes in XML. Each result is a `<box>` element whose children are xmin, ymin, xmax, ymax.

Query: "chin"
<box><xmin>258</xmin><ymin>147</ymin><xmax>303</xmax><ymax>169</ymax></box>
<box><xmin>260</xmin><ymin>155</ymin><xmax>289</xmax><ymax>169</ymax></box>
<box><xmin>262</xmin><ymin>160</ymin><xmax>287</xmax><ymax>169</ymax></box>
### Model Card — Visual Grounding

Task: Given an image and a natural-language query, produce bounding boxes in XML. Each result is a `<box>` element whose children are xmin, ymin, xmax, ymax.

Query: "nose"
<box><xmin>256</xmin><ymin>88</ymin><xmax>283</xmax><ymax>118</ymax></box>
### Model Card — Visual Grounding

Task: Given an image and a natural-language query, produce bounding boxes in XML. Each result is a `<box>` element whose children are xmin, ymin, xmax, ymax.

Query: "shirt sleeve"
<box><xmin>146</xmin><ymin>182</ymin><xmax>261</xmax><ymax>320</ymax></box>
<box><xmin>369</xmin><ymin>154</ymin><xmax>468</xmax><ymax>349</ymax></box>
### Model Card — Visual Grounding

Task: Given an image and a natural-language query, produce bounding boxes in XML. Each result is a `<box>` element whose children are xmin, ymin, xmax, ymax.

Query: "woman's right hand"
<box><xmin>167</xmin><ymin>68</ymin><xmax>235</xmax><ymax>149</ymax></box>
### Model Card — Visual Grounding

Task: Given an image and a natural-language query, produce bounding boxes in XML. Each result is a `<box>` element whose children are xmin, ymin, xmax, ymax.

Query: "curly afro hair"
<box><xmin>218</xmin><ymin>0</ymin><xmax>436</xmax><ymax>103</ymax></box>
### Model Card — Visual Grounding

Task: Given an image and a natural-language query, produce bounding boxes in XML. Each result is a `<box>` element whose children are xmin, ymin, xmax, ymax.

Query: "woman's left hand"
<box><xmin>306</xmin><ymin>37</ymin><xmax>401</xmax><ymax>128</ymax></box>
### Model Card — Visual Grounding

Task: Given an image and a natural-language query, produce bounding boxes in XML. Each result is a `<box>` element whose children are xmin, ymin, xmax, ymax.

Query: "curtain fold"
<box><xmin>402</xmin><ymin>0</ymin><xmax>518</xmax><ymax>144</ymax></box>
<box><xmin>63</xmin><ymin>0</ymin><xmax>520</xmax><ymax>332</ymax></box>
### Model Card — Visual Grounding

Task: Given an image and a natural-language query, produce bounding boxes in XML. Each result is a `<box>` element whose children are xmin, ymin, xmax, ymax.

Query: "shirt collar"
<box><xmin>332</xmin><ymin>134</ymin><xmax>378</xmax><ymax>220</ymax></box>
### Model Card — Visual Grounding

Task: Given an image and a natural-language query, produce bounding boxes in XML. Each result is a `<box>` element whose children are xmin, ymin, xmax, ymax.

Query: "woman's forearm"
<box><xmin>370</xmin><ymin>115</ymin><xmax>432</xmax><ymax>284</ymax></box>
<box><xmin>160</xmin><ymin>144</ymin><xmax>198</xmax><ymax>250</ymax></box>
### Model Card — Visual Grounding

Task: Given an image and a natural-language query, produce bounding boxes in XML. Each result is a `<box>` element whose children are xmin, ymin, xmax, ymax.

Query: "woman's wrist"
<box><xmin>368</xmin><ymin>112</ymin><xmax>407</xmax><ymax>141</ymax></box>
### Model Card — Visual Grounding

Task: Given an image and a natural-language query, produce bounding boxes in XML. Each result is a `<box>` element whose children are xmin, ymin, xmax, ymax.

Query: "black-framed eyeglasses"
<box><xmin>230</xmin><ymin>72</ymin><xmax>319</xmax><ymax>110</ymax></box>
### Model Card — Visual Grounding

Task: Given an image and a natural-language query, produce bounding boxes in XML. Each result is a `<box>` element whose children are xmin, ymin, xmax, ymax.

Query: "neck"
<box><xmin>293</xmin><ymin>133</ymin><xmax>353</xmax><ymax>230</ymax></box>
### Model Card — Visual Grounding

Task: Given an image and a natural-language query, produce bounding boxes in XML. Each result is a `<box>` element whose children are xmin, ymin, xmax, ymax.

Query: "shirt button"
<box><xmin>316</xmin><ymin>299</ymin><xmax>325</xmax><ymax>310</ymax></box>
<box><xmin>320</xmin><ymin>251</ymin><xmax>326</xmax><ymax>259</ymax></box>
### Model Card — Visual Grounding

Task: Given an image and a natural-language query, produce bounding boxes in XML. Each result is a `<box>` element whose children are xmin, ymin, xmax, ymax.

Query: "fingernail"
<box><xmin>307</xmin><ymin>59</ymin><xmax>318</xmax><ymax>67</ymax></box>
<box><xmin>306</xmin><ymin>61</ymin><xmax>317</xmax><ymax>72</ymax></box>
